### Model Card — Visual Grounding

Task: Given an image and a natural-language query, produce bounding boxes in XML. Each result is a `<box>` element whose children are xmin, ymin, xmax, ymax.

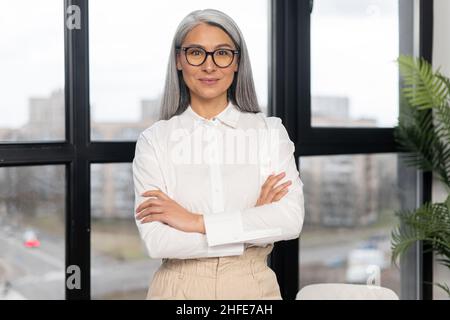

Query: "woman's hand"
<box><xmin>135</xmin><ymin>189</ymin><xmax>203</xmax><ymax>233</ymax></box>
<box><xmin>255</xmin><ymin>172</ymin><xmax>292</xmax><ymax>207</ymax></box>
<box><xmin>136</xmin><ymin>172</ymin><xmax>291</xmax><ymax>234</ymax></box>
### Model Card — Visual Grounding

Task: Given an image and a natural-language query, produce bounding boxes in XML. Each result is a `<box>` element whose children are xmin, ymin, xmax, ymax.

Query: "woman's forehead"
<box><xmin>183</xmin><ymin>24</ymin><xmax>234</xmax><ymax>47</ymax></box>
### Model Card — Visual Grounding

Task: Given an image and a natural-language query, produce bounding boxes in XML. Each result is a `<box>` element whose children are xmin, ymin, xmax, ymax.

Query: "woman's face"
<box><xmin>176</xmin><ymin>23</ymin><xmax>239</xmax><ymax>102</ymax></box>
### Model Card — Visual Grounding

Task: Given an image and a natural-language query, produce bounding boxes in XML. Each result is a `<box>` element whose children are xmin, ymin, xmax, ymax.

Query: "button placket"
<box><xmin>202</xmin><ymin>119</ymin><xmax>245</xmax><ymax>258</ymax></box>
<box><xmin>208</xmin><ymin>127</ymin><xmax>224</xmax><ymax>214</ymax></box>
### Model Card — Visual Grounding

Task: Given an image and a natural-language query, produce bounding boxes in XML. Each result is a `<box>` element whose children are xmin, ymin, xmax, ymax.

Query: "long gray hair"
<box><xmin>159</xmin><ymin>8</ymin><xmax>261</xmax><ymax>120</ymax></box>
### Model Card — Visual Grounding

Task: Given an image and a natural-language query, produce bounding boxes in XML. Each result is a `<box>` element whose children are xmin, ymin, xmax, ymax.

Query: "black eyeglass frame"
<box><xmin>176</xmin><ymin>46</ymin><xmax>240</xmax><ymax>68</ymax></box>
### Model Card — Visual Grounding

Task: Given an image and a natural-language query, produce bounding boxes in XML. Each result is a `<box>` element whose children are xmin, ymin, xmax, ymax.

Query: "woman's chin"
<box><xmin>194</xmin><ymin>90</ymin><xmax>224</xmax><ymax>100</ymax></box>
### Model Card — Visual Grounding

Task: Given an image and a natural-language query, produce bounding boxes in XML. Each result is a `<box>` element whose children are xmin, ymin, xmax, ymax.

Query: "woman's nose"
<box><xmin>202</xmin><ymin>54</ymin><xmax>216</xmax><ymax>71</ymax></box>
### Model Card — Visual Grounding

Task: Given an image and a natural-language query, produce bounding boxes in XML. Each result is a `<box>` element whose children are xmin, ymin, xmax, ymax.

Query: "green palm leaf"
<box><xmin>435</xmin><ymin>283</ymin><xmax>450</xmax><ymax>297</ymax></box>
<box><xmin>397</xmin><ymin>55</ymin><xmax>449</xmax><ymax>109</ymax></box>
<box><xmin>395</xmin><ymin>56</ymin><xmax>450</xmax><ymax>189</ymax></box>
<box><xmin>394</xmin><ymin>55</ymin><xmax>450</xmax><ymax>297</ymax></box>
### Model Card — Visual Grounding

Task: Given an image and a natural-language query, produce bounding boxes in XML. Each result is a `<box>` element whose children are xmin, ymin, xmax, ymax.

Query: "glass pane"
<box><xmin>311</xmin><ymin>0</ymin><xmax>399</xmax><ymax>127</ymax></box>
<box><xmin>0</xmin><ymin>165</ymin><xmax>65</xmax><ymax>299</ymax></box>
<box><xmin>89</xmin><ymin>0</ymin><xmax>269</xmax><ymax>141</ymax></box>
<box><xmin>91</xmin><ymin>163</ymin><xmax>158</xmax><ymax>299</ymax></box>
<box><xmin>299</xmin><ymin>153</ymin><xmax>417</xmax><ymax>299</ymax></box>
<box><xmin>0</xmin><ymin>1</ymin><xmax>64</xmax><ymax>142</ymax></box>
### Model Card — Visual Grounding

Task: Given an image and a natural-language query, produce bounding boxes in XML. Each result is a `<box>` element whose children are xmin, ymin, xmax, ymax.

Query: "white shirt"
<box><xmin>132</xmin><ymin>100</ymin><xmax>305</xmax><ymax>259</ymax></box>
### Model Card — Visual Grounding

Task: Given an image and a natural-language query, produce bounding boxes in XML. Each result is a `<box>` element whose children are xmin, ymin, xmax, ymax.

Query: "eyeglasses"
<box><xmin>176</xmin><ymin>46</ymin><xmax>239</xmax><ymax>68</ymax></box>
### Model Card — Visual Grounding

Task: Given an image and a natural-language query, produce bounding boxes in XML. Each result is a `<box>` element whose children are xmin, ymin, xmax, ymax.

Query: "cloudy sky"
<box><xmin>0</xmin><ymin>0</ymin><xmax>398</xmax><ymax>129</ymax></box>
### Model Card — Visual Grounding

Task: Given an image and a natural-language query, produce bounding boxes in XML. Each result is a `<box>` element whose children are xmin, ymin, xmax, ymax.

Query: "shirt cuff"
<box><xmin>203</xmin><ymin>210</ymin><xmax>283</xmax><ymax>246</ymax></box>
<box><xmin>203</xmin><ymin>210</ymin><xmax>244</xmax><ymax>246</ymax></box>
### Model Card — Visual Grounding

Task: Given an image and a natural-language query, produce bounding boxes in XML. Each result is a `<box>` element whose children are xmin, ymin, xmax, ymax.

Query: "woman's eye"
<box><xmin>217</xmin><ymin>50</ymin><xmax>228</xmax><ymax>56</ymax></box>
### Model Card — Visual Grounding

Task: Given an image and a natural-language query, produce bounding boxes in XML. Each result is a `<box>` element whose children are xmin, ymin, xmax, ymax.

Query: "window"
<box><xmin>311</xmin><ymin>0</ymin><xmax>399</xmax><ymax>127</ymax></box>
<box><xmin>0</xmin><ymin>165</ymin><xmax>65</xmax><ymax>299</ymax></box>
<box><xmin>89</xmin><ymin>0</ymin><xmax>269</xmax><ymax>141</ymax></box>
<box><xmin>0</xmin><ymin>1</ymin><xmax>64</xmax><ymax>142</ymax></box>
<box><xmin>90</xmin><ymin>163</ymin><xmax>157</xmax><ymax>299</ymax></box>
<box><xmin>0</xmin><ymin>0</ymin><xmax>431</xmax><ymax>300</ymax></box>
<box><xmin>298</xmin><ymin>153</ymin><xmax>419</xmax><ymax>298</ymax></box>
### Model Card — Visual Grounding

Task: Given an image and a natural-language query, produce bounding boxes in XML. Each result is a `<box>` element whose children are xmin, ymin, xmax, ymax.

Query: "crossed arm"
<box><xmin>132</xmin><ymin>119</ymin><xmax>305</xmax><ymax>259</ymax></box>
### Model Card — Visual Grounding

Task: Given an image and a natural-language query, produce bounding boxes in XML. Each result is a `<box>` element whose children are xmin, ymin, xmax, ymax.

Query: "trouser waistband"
<box><xmin>161</xmin><ymin>244</ymin><xmax>274</xmax><ymax>278</ymax></box>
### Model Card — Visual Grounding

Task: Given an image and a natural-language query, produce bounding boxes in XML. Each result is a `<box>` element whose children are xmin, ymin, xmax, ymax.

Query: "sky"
<box><xmin>311</xmin><ymin>0</ymin><xmax>399</xmax><ymax>126</ymax></box>
<box><xmin>0</xmin><ymin>0</ymin><xmax>399</xmax><ymax>129</ymax></box>
<box><xmin>0</xmin><ymin>2</ymin><xmax>64</xmax><ymax>127</ymax></box>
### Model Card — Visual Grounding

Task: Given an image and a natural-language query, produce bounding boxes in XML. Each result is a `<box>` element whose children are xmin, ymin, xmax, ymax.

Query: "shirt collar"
<box><xmin>179</xmin><ymin>100</ymin><xmax>241</xmax><ymax>133</ymax></box>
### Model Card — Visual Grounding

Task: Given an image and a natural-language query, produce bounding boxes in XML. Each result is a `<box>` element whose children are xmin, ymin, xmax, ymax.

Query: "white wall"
<box><xmin>432</xmin><ymin>0</ymin><xmax>450</xmax><ymax>301</ymax></box>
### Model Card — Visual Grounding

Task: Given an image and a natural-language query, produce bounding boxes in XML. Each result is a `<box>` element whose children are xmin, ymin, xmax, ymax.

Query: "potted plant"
<box><xmin>391</xmin><ymin>54</ymin><xmax>450</xmax><ymax>297</ymax></box>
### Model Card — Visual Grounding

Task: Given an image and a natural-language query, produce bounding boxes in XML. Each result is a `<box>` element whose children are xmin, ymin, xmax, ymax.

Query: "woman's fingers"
<box><xmin>135</xmin><ymin>198</ymin><xmax>163</xmax><ymax>214</ymax></box>
<box><xmin>141</xmin><ymin>189</ymin><xmax>170</xmax><ymax>201</ymax></box>
<box><xmin>260</xmin><ymin>172</ymin><xmax>286</xmax><ymax>199</ymax></box>
<box><xmin>261</xmin><ymin>172</ymin><xmax>284</xmax><ymax>190</ymax></box>
<box><xmin>136</xmin><ymin>205</ymin><xmax>164</xmax><ymax>220</ymax></box>
<box><xmin>255</xmin><ymin>172</ymin><xmax>292</xmax><ymax>206</ymax></box>
<box><xmin>271</xmin><ymin>186</ymin><xmax>289</xmax><ymax>202</ymax></box>
<box><xmin>140</xmin><ymin>214</ymin><xmax>162</xmax><ymax>224</ymax></box>
<box><xmin>136</xmin><ymin>190</ymin><xmax>171</xmax><ymax>221</ymax></box>
<box><xmin>267</xmin><ymin>180</ymin><xmax>292</xmax><ymax>202</ymax></box>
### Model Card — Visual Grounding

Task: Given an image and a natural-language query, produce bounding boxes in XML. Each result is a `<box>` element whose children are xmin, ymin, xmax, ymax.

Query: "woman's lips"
<box><xmin>199</xmin><ymin>79</ymin><xmax>219</xmax><ymax>85</ymax></box>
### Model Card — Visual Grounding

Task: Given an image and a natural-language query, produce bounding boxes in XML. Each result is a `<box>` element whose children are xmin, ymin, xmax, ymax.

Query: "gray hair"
<box><xmin>159</xmin><ymin>8</ymin><xmax>261</xmax><ymax>120</ymax></box>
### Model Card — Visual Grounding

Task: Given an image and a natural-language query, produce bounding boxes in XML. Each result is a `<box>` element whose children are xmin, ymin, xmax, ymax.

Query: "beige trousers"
<box><xmin>146</xmin><ymin>244</ymin><xmax>282</xmax><ymax>300</ymax></box>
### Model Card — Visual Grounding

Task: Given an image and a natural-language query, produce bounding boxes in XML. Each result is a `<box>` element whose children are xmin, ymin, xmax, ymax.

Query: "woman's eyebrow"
<box><xmin>183</xmin><ymin>43</ymin><xmax>234</xmax><ymax>49</ymax></box>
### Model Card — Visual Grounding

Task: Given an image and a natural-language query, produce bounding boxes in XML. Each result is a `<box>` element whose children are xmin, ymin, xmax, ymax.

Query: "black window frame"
<box><xmin>0</xmin><ymin>0</ymin><xmax>433</xmax><ymax>300</ymax></box>
<box><xmin>269</xmin><ymin>0</ymin><xmax>433</xmax><ymax>300</ymax></box>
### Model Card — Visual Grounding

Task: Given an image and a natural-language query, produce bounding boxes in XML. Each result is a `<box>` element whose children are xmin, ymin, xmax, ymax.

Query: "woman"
<box><xmin>132</xmin><ymin>8</ymin><xmax>305</xmax><ymax>300</ymax></box>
